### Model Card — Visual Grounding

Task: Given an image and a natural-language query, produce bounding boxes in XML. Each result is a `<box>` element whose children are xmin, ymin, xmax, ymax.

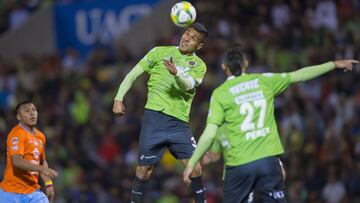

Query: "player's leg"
<box><xmin>223</xmin><ymin>165</ymin><xmax>256</xmax><ymax>203</ymax></box>
<box><xmin>26</xmin><ymin>190</ymin><xmax>49</xmax><ymax>203</ymax></box>
<box><xmin>167</xmin><ymin>118</ymin><xmax>206</xmax><ymax>203</ymax></box>
<box><xmin>254</xmin><ymin>157</ymin><xmax>287</xmax><ymax>203</ymax></box>
<box><xmin>131</xmin><ymin>109</ymin><xmax>168</xmax><ymax>203</ymax></box>
<box><xmin>180</xmin><ymin>159</ymin><xmax>206</xmax><ymax>202</ymax></box>
<box><xmin>131</xmin><ymin>165</ymin><xmax>154</xmax><ymax>203</ymax></box>
<box><xmin>0</xmin><ymin>188</ymin><xmax>21</xmax><ymax>202</ymax></box>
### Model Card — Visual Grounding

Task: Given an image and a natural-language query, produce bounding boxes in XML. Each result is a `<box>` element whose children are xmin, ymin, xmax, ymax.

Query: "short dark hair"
<box><xmin>15</xmin><ymin>100</ymin><xmax>34</xmax><ymax>114</ymax></box>
<box><xmin>191</xmin><ymin>22</ymin><xmax>208</xmax><ymax>38</ymax></box>
<box><xmin>223</xmin><ymin>46</ymin><xmax>247</xmax><ymax>76</ymax></box>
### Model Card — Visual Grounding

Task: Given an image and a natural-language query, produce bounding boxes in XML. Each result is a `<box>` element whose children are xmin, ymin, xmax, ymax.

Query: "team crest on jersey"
<box><xmin>189</xmin><ymin>61</ymin><xmax>196</xmax><ymax>66</ymax></box>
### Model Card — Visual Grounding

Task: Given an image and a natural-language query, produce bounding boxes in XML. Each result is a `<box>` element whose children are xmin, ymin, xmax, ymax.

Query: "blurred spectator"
<box><xmin>62</xmin><ymin>48</ymin><xmax>83</xmax><ymax>73</ymax></box>
<box><xmin>9</xmin><ymin>2</ymin><xmax>30</xmax><ymax>30</ymax></box>
<box><xmin>271</xmin><ymin>0</ymin><xmax>291</xmax><ymax>29</ymax></box>
<box><xmin>322</xmin><ymin>165</ymin><xmax>346</xmax><ymax>203</ymax></box>
<box><xmin>313</xmin><ymin>0</ymin><xmax>338</xmax><ymax>32</ymax></box>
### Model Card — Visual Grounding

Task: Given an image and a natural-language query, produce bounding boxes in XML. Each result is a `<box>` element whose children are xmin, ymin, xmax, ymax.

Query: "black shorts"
<box><xmin>137</xmin><ymin>109</ymin><xmax>196</xmax><ymax>165</ymax></box>
<box><xmin>224</xmin><ymin>156</ymin><xmax>287</xmax><ymax>203</ymax></box>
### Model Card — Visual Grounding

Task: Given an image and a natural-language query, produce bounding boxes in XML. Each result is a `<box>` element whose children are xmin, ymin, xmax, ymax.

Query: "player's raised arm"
<box><xmin>289</xmin><ymin>60</ymin><xmax>358</xmax><ymax>83</ymax></box>
<box><xmin>113</xmin><ymin>64</ymin><xmax>145</xmax><ymax>116</ymax></box>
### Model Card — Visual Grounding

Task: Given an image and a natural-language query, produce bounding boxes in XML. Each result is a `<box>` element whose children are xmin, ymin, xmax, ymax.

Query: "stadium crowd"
<box><xmin>1</xmin><ymin>0</ymin><xmax>360</xmax><ymax>202</ymax></box>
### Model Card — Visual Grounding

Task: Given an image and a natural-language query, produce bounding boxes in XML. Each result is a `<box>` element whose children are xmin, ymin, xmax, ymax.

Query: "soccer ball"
<box><xmin>170</xmin><ymin>1</ymin><xmax>196</xmax><ymax>28</ymax></box>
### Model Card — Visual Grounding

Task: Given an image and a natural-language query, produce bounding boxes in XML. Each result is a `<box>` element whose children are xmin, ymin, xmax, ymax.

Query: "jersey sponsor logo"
<box><xmin>229</xmin><ymin>79</ymin><xmax>259</xmax><ymax>95</ymax></box>
<box><xmin>33</xmin><ymin>139</ymin><xmax>38</xmax><ymax>146</ymax></box>
<box><xmin>221</xmin><ymin>140</ymin><xmax>231</xmax><ymax>149</ymax></box>
<box><xmin>220</xmin><ymin>134</ymin><xmax>231</xmax><ymax>149</ymax></box>
<box><xmin>11</xmin><ymin>145</ymin><xmax>18</xmax><ymax>151</ymax></box>
<box><xmin>32</xmin><ymin>147</ymin><xmax>40</xmax><ymax>160</ymax></box>
<box><xmin>234</xmin><ymin>91</ymin><xmax>264</xmax><ymax>105</ymax></box>
<box><xmin>11</xmin><ymin>137</ymin><xmax>19</xmax><ymax>145</ymax></box>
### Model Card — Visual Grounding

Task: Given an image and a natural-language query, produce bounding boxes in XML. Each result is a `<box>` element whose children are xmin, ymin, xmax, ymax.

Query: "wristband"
<box><xmin>45</xmin><ymin>180</ymin><xmax>53</xmax><ymax>187</ymax></box>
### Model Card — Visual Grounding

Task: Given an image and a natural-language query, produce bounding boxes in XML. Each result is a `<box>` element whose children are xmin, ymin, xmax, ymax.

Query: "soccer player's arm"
<box><xmin>40</xmin><ymin>140</ymin><xmax>52</xmax><ymax>183</ymax></box>
<box><xmin>174</xmin><ymin>75</ymin><xmax>193</xmax><ymax>91</ymax></box>
<box><xmin>175</xmin><ymin>60</ymin><xmax>206</xmax><ymax>91</ymax></box>
<box><xmin>289</xmin><ymin>61</ymin><xmax>335</xmax><ymax>83</ymax></box>
<box><xmin>188</xmin><ymin>92</ymin><xmax>223</xmax><ymax>170</ymax></box>
<box><xmin>207</xmin><ymin>137</ymin><xmax>222</xmax><ymax>162</ymax></box>
<box><xmin>114</xmin><ymin>47</ymin><xmax>159</xmax><ymax>101</ymax></box>
<box><xmin>114</xmin><ymin>65</ymin><xmax>145</xmax><ymax>101</ymax></box>
<box><xmin>39</xmin><ymin>139</ymin><xmax>56</xmax><ymax>201</ymax></box>
<box><xmin>261</xmin><ymin>62</ymin><xmax>337</xmax><ymax>95</ymax></box>
<box><xmin>8</xmin><ymin>131</ymin><xmax>44</xmax><ymax>173</ymax></box>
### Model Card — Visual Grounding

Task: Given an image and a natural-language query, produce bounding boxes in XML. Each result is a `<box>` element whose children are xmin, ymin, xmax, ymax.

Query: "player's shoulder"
<box><xmin>35</xmin><ymin>129</ymin><xmax>46</xmax><ymax>138</ymax></box>
<box><xmin>7</xmin><ymin>125</ymin><xmax>26</xmax><ymax>141</ymax></box>
<box><xmin>8</xmin><ymin>125</ymin><xmax>24</xmax><ymax>135</ymax></box>
<box><xmin>213</xmin><ymin>82</ymin><xmax>229</xmax><ymax>95</ymax></box>
<box><xmin>259</xmin><ymin>72</ymin><xmax>288</xmax><ymax>78</ymax></box>
<box><xmin>192</xmin><ymin>53</ymin><xmax>206</xmax><ymax>65</ymax></box>
<box><xmin>148</xmin><ymin>46</ymin><xmax>176</xmax><ymax>57</ymax></box>
<box><xmin>215</xmin><ymin>74</ymin><xmax>259</xmax><ymax>90</ymax></box>
<box><xmin>150</xmin><ymin>46</ymin><xmax>174</xmax><ymax>52</ymax></box>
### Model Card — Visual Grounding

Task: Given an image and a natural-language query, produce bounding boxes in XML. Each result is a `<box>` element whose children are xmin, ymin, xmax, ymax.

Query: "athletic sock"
<box><xmin>131</xmin><ymin>176</ymin><xmax>148</xmax><ymax>203</ymax></box>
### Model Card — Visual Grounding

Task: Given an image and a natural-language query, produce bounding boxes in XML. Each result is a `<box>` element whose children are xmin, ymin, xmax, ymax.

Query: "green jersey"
<box><xmin>138</xmin><ymin>46</ymin><xmax>206</xmax><ymax>122</ymax></box>
<box><xmin>207</xmin><ymin>73</ymin><xmax>291</xmax><ymax>166</ymax></box>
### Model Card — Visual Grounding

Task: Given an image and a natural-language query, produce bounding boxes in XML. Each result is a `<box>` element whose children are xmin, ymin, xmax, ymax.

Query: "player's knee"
<box><xmin>136</xmin><ymin>165</ymin><xmax>153</xmax><ymax>180</ymax></box>
<box><xmin>190</xmin><ymin>163</ymin><xmax>202</xmax><ymax>177</ymax></box>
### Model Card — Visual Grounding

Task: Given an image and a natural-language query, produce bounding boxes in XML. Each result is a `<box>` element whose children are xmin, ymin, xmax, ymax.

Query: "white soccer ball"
<box><xmin>170</xmin><ymin>1</ymin><xmax>196</xmax><ymax>28</ymax></box>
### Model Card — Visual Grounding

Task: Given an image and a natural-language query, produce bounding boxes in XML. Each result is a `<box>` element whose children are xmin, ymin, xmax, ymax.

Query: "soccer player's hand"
<box><xmin>333</xmin><ymin>59</ymin><xmax>359</xmax><ymax>72</ymax></box>
<box><xmin>113</xmin><ymin>100</ymin><xmax>125</xmax><ymax>116</ymax></box>
<box><xmin>45</xmin><ymin>186</ymin><xmax>55</xmax><ymax>202</ymax></box>
<box><xmin>40</xmin><ymin>167</ymin><xmax>58</xmax><ymax>179</ymax></box>
<box><xmin>183</xmin><ymin>166</ymin><xmax>193</xmax><ymax>185</ymax></box>
<box><xmin>163</xmin><ymin>57</ymin><xmax>177</xmax><ymax>75</ymax></box>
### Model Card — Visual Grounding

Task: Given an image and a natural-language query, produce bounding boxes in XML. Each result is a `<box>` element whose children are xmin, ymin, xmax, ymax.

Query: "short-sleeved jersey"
<box><xmin>138</xmin><ymin>46</ymin><xmax>206</xmax><ymax>122</ymax></box>
<box><xmin>0</xmin><ymin>124</ymin><xmax>46</xmax><ymax>194</ymax></box>
<box><xmin>207</xmin><ymin>73</ymin><xmax>291</xmax><ymax>166</ymax></box>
